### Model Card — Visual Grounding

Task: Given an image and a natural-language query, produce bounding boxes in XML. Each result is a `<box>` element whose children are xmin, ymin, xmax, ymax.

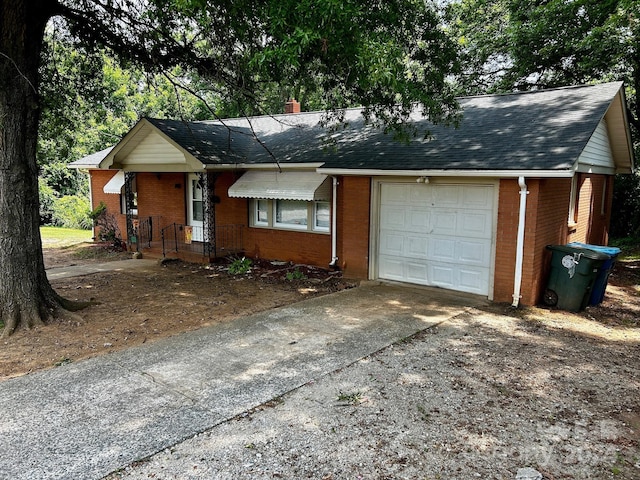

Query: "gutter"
<box><xmin>329</xmin><ymin>176</ymin><xmax>339</xmax><ymax>267</ymax></box>
<box><xmin>512</xmin><ymin>176</ymin><xmax>529</xmax><ymax>307</ymax></box>
<box><xmin>316</xmin><ymin>168</ymin><xmax>575</xmax><ymax>179</ymax></box>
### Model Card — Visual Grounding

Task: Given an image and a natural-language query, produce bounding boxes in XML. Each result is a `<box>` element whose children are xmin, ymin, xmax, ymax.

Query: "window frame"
<box><xmin>250</xmin><ymin>198</ymin><xmax>330</xmax><ymax>234</ymax></box>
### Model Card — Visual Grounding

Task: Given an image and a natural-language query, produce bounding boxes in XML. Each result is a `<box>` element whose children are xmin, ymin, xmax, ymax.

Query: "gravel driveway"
<box><xmin>108</xmin><ymin>307</ymin><xmax>640</xmax><ymax>480</ymax></box>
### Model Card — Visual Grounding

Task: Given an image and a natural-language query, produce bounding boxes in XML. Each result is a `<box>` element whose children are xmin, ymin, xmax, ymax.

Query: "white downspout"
<box><xmin>329</xmin><ymin>176</ymin><xmax>339</xmax><ymax>267</ymax></box>
<box><xmin>512</xmin><ymin>176</ymin><xmax>529</xmax><ymax>307</ymax></box>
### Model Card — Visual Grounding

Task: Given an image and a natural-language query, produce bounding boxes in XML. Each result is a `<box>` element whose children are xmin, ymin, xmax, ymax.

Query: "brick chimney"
<box><xmin>284</xmin><ymin>99</ymin><xmax>301</xmax><ymax>114</ymax></box>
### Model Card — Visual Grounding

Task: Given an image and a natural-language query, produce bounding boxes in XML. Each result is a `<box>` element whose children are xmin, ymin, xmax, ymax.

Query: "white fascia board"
<box><xmin>575</xmin><ymin>164</ymin><xmax>616</xmax><ymax>175</ymax></box>
<box><xmin>205</xmin><ymin>163</ymin><xmax>325</xmax><ymax>170</ymax></box>
<box><xmin>315</xmin><ymin>168</ymin><xmax>576</xmax><ymax>178</ymax></box>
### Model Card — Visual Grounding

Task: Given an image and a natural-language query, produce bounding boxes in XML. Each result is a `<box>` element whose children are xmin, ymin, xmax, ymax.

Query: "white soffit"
<box><xmin>228</xmin><ymin>171</ymin><xmax>331</xmax><ymax>201</ymax></box>
<box><xmin>103</xmin><ymin>170</ymin><xmax>125</xmax><ymax>194</ymax></box>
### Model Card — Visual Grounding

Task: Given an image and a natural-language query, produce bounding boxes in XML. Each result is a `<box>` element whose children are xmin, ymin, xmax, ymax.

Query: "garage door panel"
<box><xmin>380</xmin><ymin>232</ymin><xmax>405</xmax><ymax>256</ymax></box>
<box><xmin>378</xmin><ymin>182</ymin><xmax>494</xmax><ymax>296</ymax></box>
<box><xmin>406</xmin><ymin>262</ymin><xmax>429</xmax><ymax>284</ymax></box>
<box><xmin>433</xmin><ymin>185</ymin><xmax>460</xmax><ymax>206</ymax></box>
<box><xmin>457</xmin><ymin>240</ymin><xmax>491</xmax><ymax>265</ymax></box>
<box><xmin>380</xmin><ymin>205</ymin><xmax>406</xmax><ymax>229</ymax></box>
<box><xmin>431</xmin><ymin>210</ymin><xmax>457</xmax><ymax>235</ymax></box>
<box><xmin>458</xmin><ymin>267</ymin><xmax>488</xmax><ymax>294</ymax></box>
<box><xmin>407</xmin><ymin>235</ymin><xmax>429</xmax><ymax>259</ymax></box>
<box><xmin>458</xmin><ymin>212</ymin><xmax>493</xmax><ymax>238</ymax></box>
<box><xmin>410</xmin><ymin>185</ymin><xmax>433</xmax><ymax>203</ymax></box>
<box><xmin>462</xmin><ymin>185</ymin><xmax>493</xmax><ymax>208</ymax></box>
<box><xmin>429</xmin><ymin>264</ymin><xmax>455</xmax><ymax>289</ymax></box>
<box><xmin>430</xmin><ymin>237</ymin><xmax>456</xmax><ymax>262</ymax></box>
<box><xmin>378</xmin><ymin>256</ymin><xmax>405</xmax><ymax>281</ymax></box>
<box><xmin>383</xmin><ymin>184</ymin><xmax>410</xmax><ymax>203</ymax></box>
<box><xmin>408</xmin><ymin>209</ymin><xmax>430</xmax><ymax>233</ymax></box>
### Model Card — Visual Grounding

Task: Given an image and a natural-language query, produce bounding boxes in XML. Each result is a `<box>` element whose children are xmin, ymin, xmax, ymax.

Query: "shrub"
<box><xmin>38</xmin><ymin>180</ymin><xmax>58</xmax><ymax>225</ymax></box>
<box><xmin>89</xmin><ymin>202</ymin><xmax>124</xmax><ymax>247</ymax></box>
<box><xmin>51</xmin><ymin>195</ymin><xmax>92</xmax><ymax>230</ymax></box>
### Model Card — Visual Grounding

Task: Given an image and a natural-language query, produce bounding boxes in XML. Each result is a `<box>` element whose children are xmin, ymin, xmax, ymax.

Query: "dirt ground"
<box><xmin>1</xmin><ymin>242</ymin><xmax>638</xmax><ymax>383</ymax></box>
<box><xmin>3</xmin><ymin>242</ymin><xmax>640</xmax><ymax>478</ymax></box>
<box><xmin>0</xmin><ymin>244</ymin><xmax>355</xmax><ymax>380</ymax></box>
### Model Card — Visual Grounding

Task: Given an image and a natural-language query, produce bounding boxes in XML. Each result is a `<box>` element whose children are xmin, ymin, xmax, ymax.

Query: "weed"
<box><xmin>337</xmin><ymin>391</ymin><xmax>363</xmax><ymax>405</ymax></box>
<box><xmin>417</xmin><ymin>405</ymin><xmax>431</xmax><ymax>422</ymax></box>
<box><xmin>285</xmin><ymin>268</ymin><xmax>307</xmax><ymax>281</ymax></box>
<box><xmin>54</xmin><ymin>358</ymin><xmax>72</xmax><ymax>367</ymax></box>
<box><xmin>228</xmin><ymin>256</ymin><xmax>252</xmax><ymax>275</ymax></box>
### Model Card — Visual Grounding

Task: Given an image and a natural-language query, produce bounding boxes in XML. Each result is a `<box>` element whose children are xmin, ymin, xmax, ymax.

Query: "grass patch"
<box><xmin>41</xmin><ymin>226</ymin><xmax>92</xmax><ymax>249</ymax></box>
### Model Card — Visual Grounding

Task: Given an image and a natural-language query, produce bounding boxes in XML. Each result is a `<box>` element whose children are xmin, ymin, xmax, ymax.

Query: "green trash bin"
<box><xmin>543</xmin><ymin>245</ymin><xmax>610</xmax><ymax>312</ymax></box>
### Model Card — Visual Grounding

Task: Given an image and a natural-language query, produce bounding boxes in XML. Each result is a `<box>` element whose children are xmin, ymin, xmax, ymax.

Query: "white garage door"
<box><xmin>378</xmin><ymin>182</ymin><xmax>495</xmax><ymax>295</ymax></box>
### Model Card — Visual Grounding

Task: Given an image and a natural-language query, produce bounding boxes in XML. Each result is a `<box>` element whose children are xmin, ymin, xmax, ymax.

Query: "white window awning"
<box><xmin>103</xmin><ymin>170</ymin><xmax>125</xmax><ymax>194</ymax></box>
<box><xmin>228</xmin><ymin>171</ymin><xmax>331</xmax><ymax>201</ymax></box>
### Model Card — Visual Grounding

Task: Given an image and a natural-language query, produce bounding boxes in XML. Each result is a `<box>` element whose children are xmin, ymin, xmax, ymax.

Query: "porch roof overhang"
<box><xmin>103</xmin><ymin>170</ymin><xmax>126</xmax><ymax>194</ymax></box>
<box><xmin>228</xmin><ymin>171</ymin><xmax>331</xmax><ymax>201</ymax></box>
<box><xmin>98</xmin><ymin>119</ymin><xmax>207</xmax><ymax>173</ymax></box>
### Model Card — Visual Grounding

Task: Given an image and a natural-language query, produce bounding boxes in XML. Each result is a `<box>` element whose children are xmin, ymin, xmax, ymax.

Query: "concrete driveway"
<box><xmin>0</xmin><ymin>282</ymin><xmax>486</xmax><ymax>480</ymax></box>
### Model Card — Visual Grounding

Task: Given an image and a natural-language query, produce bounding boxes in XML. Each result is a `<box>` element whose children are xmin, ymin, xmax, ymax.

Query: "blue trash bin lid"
<box><xmin>567</xmin><ymin>242</ymin><xmax>621</xmax><ymax>257</ymax></box>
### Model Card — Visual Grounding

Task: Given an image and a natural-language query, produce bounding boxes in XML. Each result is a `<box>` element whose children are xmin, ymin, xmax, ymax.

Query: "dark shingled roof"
<box><xmin>72</xmin><ymin>82</ymin><xmax>625</xmax><ymax>172</ymax></box>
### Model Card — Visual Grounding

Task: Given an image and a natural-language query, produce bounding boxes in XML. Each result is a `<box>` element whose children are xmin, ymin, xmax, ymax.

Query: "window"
<box><xmin>255</xmin><ymin>199</ymin><xmax>269</xmax><ymax>225</ymax></box>
<box><xmin>314</xmin><ymin>202</ymin><xmax>330</xmax><ymax>232</ymax></box>
<box><xmin>601</xmin><ymin>178</ymin><xmax>608</xmax><ymax>216</ymax></box>
<box><xmin>191</xmin><ymin>178</ymin><xmax>203</xmax><ymax>222</ymax></box>
<box><xmin>251</xmin><ymin>199</ymin><xmax>330</xmax><ymax>233</ymax></box>
<box><xmin>568</xmin><ymin>174</ymin><xmax>578</xmax><ymax>225</ymax></box>
<box><xmin>275</xmin><ymin>200</ymin><xmax>308</xmax><ymax>229</ymax></box>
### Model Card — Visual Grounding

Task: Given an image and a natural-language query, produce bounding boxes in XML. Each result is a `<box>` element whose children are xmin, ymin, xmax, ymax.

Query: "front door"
<box><xmin>187</xmin><ymin>174</ymin><xmax>204</xmax><ymax>242</ymax></box>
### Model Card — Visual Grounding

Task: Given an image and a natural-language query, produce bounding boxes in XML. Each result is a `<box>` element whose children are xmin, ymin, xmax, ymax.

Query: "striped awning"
<box><xmin>228</xmin><ymin>171</ymin><xmax>330</xmax><ymax>201</ymax></box>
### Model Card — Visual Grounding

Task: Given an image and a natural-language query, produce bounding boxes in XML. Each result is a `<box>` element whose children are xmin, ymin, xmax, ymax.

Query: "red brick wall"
<box><xmin>90</xmin><ymin>170</ymin><xmax>127</xmax><ymax>241</ymax></box>
<box><xmin>337</xmin><ymin>176</ymin><xmax>371</xmax><ymax>279</ymax></box>
<box><xmin>494</xmin><ymin>178</ymin><xmax>572</xmax><ymax>305</ymax></box>
<box><xmin>567</xmin><ymin>174</ymin><xmax>612</xmax><ymax>245</ymax></box>
<box><xmin>136</xmin><ymin>172</ymin><xmax>186</xmax><ymax>229</ymax></box>
<box><xmin>213</xmin><ymin>172</ymin><xmax>248</xmax><ymax>226</ymax></box>
<box><xmin>526</xmin><ymin>178</ymin><xmax>572</xmax><ymax>305</ymax></box>
<box><xmin>494</xmin><ymin>179</ymin><xmax>520</xmax><ymax>303</ymax></box>
<box><xmin>244</xmin><ymin>228</ymin><xmax>332</xmax><ymax>266</ymax></box>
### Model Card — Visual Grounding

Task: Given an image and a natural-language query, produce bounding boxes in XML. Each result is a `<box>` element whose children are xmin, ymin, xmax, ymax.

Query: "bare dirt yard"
<box><xmin>0</xmin><ymin>243</ymin><xmax>354</xmax><ymax>380</ymax></box>
<box><xmin>3</xmin><ymin>242</ymin><xmax>640</xmax><ymax>479</ymax></box>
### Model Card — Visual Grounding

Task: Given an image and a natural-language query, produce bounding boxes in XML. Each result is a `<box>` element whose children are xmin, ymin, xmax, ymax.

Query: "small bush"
<box><xmin>228</xmin><ymin>256</ymin><xmax>252</xmax><ymax>275</ymax></box>
<box><xmin>285</xmin><ymin>268</ymin><xmax>307</xmax><ymax>281</ymax></box>
<box><xmin>38</xmin><ymin>180</ymin><xmax>58</xmax><ymax>225</ymax></box>
<box><xmin>90</xmin><ymin>202</ymin><xmax>124</xmax><ymax>248</ymax></box>
<box><xmin>51</xmin><ymin>195</ymin><xmax>92</xmax><ymax>230</ymax></box>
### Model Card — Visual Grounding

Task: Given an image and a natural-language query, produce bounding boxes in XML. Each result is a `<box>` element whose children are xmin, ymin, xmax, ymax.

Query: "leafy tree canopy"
<box><xmin>53</xmin><ymin>0</ymin><xmax>461</xmax><ymax>131</ymax></box>
<box><xmin>0</xmin><ymin>0</ymin><xmax>462</xmax><ymax>336</ymax></box>
<box><xmin>447</xmin><ymin>0</ymin><xmax>640</xmax><ymax>237</ymax></box>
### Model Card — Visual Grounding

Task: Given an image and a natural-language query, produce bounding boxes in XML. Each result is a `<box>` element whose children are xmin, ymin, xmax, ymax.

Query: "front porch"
<box><xmin>131</xmin><ymin>215</ymin><xmax>245</xmax><ymax>262</ymax></box>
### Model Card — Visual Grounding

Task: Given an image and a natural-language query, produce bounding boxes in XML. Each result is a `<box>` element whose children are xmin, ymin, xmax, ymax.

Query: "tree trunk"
<box><xmin>0</xmin><ymin>1</ymin><xmax>65</xmax><ymax>336</ymax></box>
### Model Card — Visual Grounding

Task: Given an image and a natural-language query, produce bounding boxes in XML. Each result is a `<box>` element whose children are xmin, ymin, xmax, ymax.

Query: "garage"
<box><xmin>377</xmin><ymin>181</ymin><xmax>496</xmax><ymax>296</ymax></box>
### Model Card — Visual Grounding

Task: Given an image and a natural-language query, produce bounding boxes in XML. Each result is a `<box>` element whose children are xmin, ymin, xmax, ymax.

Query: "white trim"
<box><xmin>206</xmin><ymin>163</ymin><xmax>325</xmax><ymax>170</ymax></box>
<box><xmin>329</xmin><ymin>177</ymin><xmax>338</xmax><ymax>266</ymax></box>
<box><xmin>369</xmin><ymin>176</ymin><xmax>498</xmax><ymax>299</ymax></box>
<box><xmin>568</xmin><ymin>174</ymin><xmax>579</xmax><ymax>225</ymax></box>
<box><xmin>317</xmin><ymin>168</ymin><xmax>575</xmax><ymax>178</ymax></box>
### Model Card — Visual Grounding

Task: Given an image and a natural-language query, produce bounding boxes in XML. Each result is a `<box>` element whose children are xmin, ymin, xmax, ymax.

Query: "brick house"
<box><xmin>69</xmin><ymin>82</ymin><xmax>635</xmax><ymax>306</ymax></box>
